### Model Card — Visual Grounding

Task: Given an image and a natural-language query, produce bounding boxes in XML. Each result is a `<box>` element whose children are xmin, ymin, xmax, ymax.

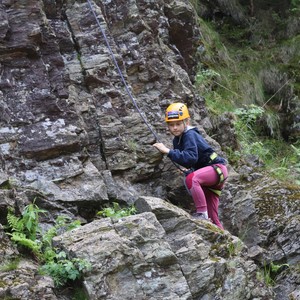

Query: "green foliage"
<box><xmin>291</xmin><ymin>0</ymin><xmax>300</xmax><ymax>12</ymax></box>
<box><xmin>7</xmin><ymin>208</ymin><xmax>25</xmax><ymax>235</ymax></box>
<box><xmin>229</xmin><ymin>104</ymin><xmax>300</xmax><ymax>183</ymax></box>
<box><xmin>97</xmin><ymin>202</ymin><xmax>137</xmax><ymax>219</ymax></box>
<box><xmin>6</xmin><ymin>202</ymin><xmax>46</xmax><ymax>258</ymax></box>
<box><xmin>291</xmin><ymin>144</ymin><xmax>300</xmax><ymax>184</ymax></box>
<box><xmin>40</xmin><ymin>215</ymin><xmax>82</xmax><ymax>265</ymax></box>
<box><xmin>195</xmin><ymin>68</ymin><xmax>220</xmax><ymax>86</ymax></box>
<box><xmin>40</xmin><ymin>251</ymin><xmax>91</xmax><ymax>287</ymax></box>
<box><xmin>234</xmin><ymin>104</ymin><xmax>265</xmax><ymax>131</ymax></box>
<box><xmin>10</xmin><ymin>232</ymin><xmax>42</xmax><ymax>258</ymax></box>
<box><xmin>6</xmin><ymin>203</ymin><xmax>90</xmax><ymax>288</ymax></box>
<box><xmin>233</xmin><ymin>105</ymin><xmax>267</xmax><ymax>159</ymax></box>
<box><xmin>73</xmin><ymin>287</ymin><xmax>89</xmax><ymax>300</ymax></box>
<box><xmin>194</xmin><ymin>15</ymin><xmax>300</xmax><ymax>184</ymax></box>
<box><xmin>42</xmin><ymin>215</ymin><xmax>81</xmax><ymax>250</ymax></box>
<box><xmin>262</xmin><ymin>110</ymin><xmax>281</xmax><ymax>138</ymax></box>
<box><xmin>224</xmin><ymin>146</ymin><xmax>241</xmax><ymax>165</ymax></box>
<box><xmin>7</xmin><ymin>201</ymin><xmax>46</xmax><ymax>241</ymax></box>
<box><xmin>227</xmin><ymin>239</ymin><xmax>244</xmax><ymax>257</ymax></box>
<box><xmin>259</xmin><ymin>262</ymin><xmax>290</xmax><ymax>286</ymax></box>
<box><xmin>228</xmin><ymin>242</ymin><xmax>235</xmax><ymax>257</ymax></box>
<box><xmin>189</xmin><ymin>0</ymin><xmax>200</xmax><ymax>13</ymax></box>
<box><xmin>21</xmin><ymin>202</ymin><xmax>46</xmax><ymax>240</ymax></box>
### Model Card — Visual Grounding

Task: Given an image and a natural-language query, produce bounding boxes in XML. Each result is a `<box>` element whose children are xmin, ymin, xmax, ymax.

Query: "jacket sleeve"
<box><xmin>167</xmin><ymin>133</ymin><xmax>198</xmax><ymax>168</ymax></box>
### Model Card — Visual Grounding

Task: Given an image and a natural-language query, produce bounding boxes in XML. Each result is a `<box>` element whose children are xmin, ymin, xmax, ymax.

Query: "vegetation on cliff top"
<box><xmin>192</xmin><ymin>1</ymin><xmax>300</xmax><ymax>184</ymax></box>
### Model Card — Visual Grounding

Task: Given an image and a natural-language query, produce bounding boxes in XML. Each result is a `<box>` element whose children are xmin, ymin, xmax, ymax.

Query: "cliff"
<box><xmin>0</xmin><ymin>0</ymin><xmax>299</xmax><ymax>299</ymax></box>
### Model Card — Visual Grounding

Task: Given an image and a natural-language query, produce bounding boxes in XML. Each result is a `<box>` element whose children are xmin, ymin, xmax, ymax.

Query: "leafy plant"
<box><xmin>228</xmin><ymin>242</ymin><xmax>236</xmax><ymax>257</ymax></box>
<box><xmin>7</xmin><ymin>201</ymin><xmax>46</xmax><ymax>240</ymax></box>
<box><xmin>41</xmin><ymin>215</ymin><xmax>82</xmax><ymax>264</ymax></box>
<box><xmin>195</xmin><ymin>68</ymin><xmax>220</xmax><ymax>87</ymax></box>
<box><xmin>6</xmin><ymin>203</ymin><xmax>90</xmax><ymax>288</ymax></box>
<box><xmin>6</xmin><ymin>201</ymin><xmax>46</xmax><ymax>258</ymax></box>
<box><xmin>40</xmin><ymin>251</ymin><xmax>91</xmax><ymax>287</ymax></box>
<box><xmin>291</xmin><ymin>0</ymin><xmax>300</xmax><ymax>12</ymax></box>
<box><xmin>234</xmin><ymin>104</ymin><xmax>265</xmax><ymax>131</ymax></box>
<box><xmin>10</xmin><ymin>232</ymin><xmax>42</xmax><ymax>259</ymax></box>
<box><xmin>259</xmin><ymin>261</ymin><xmax>290</xmax><ymax>286</ymax></box>
<box><xmin>97</xmin><ymin>202</ymin><xmax>137</xmax><ymax>219</ymax></box>
<box><xmin>42</xmin><ymin>215</ymin><xmax>81</xmax><ymax>250</ymax></box>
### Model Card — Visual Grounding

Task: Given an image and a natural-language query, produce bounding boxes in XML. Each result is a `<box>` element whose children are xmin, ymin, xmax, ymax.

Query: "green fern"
<box><xmin>10</xmin><ymin>232</ymin><xmax>41</xmax><ymax>258</ymax></box>
<box><xmin>7</xmin><ymin>208</ymin><xmax>24</xmax><ymax>234</ymax></box>
<box><xmin>6</xmin><ymin>202</ymin><xmax>46</xmax><ymax>257</ymax></box>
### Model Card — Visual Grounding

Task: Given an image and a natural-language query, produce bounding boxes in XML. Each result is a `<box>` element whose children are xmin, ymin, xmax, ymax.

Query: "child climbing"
<box><xmin>153</xmin><ymin>102</ymin><xmax>228</xmax><ymax>229</ymax></box>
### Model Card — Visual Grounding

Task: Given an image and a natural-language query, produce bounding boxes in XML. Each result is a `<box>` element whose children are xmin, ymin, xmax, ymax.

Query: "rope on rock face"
<box><xmin>86</xmin><ymin>0</ymin><xmax>187</xmax><ymax>174</ymax></box>
<box><xmin>86</xmin><ymin>0</ymin><xmax>159</xmax><ymax>142</ymax></box>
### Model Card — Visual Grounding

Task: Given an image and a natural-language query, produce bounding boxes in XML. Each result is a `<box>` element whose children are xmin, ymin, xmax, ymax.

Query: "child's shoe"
<box><xmin>191</xmin><ymin>212</ymin><xmax>212</xmax><ymax>223</ymax></box>
<box><xmin>191</xmin><ymin>212</ymin><xmax>208</xmax><ymax>220</ymax></box>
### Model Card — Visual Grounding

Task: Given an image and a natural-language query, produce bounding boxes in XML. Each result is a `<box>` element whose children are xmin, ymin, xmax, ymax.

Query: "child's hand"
<box><xmin>153</xmin><ymin>142</ymin><xmax>170</xmax><ymax>154</ymax></box>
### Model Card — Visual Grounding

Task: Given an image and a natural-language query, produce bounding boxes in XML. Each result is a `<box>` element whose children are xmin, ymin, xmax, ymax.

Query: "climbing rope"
<box><xmin>86</xmin><ymin>0</ymin><xmax>159</xmax><ymax>142</ymax></box>
<box><xmin>86</xmin><ymin>0</ymin><xmax>187</xmax><ymax>174</ymax></box>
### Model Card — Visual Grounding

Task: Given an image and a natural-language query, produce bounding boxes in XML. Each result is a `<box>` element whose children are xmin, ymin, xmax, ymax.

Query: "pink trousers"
<box><xmin>185</xmin><ymin>164</ymin><xmax>228</xmax><ymax>229</ymax></box>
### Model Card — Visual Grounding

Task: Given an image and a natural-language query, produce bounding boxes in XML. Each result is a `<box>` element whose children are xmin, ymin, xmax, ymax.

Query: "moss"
<box><xmin>209</xmin><ymin>256</ymin><xmax>221</xmax><ymax>262</ymax></box>
<box><xmin>283</xmin><ymin>182</ymin><xmax>300</xmax><ymax>192</ymax></box>
<box><xmin>255</xmin><ymin>183</ymin><xmax>300</xmax><ymax>218</ymax></box>
<box><xmin>0</xmin><ymin>258</ymin><xmax>20</xmax><ymax>272</ymax></box>
<box><xmin>210</xmin><ymin>241</ymin><xmax>231</xmax><ymax>259</ymax></box>
<box><xmin>203</xmin><ymin>222</ymin><xmax>224</xmax><ymax>234</ymax></box>
<box><xmin>255</xmin><ymin>197</ymin><xmax>285</xmax><ymax>218</ymax></box>
<box><xmin>0</xmin><ymin>276</ymin><xmax>23</xmax><ymax>289</ymax></box>
<box><xmin>0</xmin><ymin>180</ymin><xmax>12</xmax><ymax>190</ymax></box>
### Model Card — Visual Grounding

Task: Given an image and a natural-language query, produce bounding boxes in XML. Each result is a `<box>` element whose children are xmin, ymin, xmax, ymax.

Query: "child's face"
<box><xmin>167</xmin><ymin>121</ymin><xmax>185</xmax><ymax>136</ymax></box>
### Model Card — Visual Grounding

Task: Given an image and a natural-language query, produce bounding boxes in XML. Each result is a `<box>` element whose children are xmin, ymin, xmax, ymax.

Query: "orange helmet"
<box><xmin>165</xmin><ymin>103</ymin><xmax>190</xmax><ymax>122</ymax></box>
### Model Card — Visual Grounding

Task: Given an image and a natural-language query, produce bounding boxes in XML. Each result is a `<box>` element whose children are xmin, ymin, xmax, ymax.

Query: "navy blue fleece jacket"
<box><xmin>167</xmin><ymin>127</ymin><xmax>226</xmax><ymax>170</ymax></box>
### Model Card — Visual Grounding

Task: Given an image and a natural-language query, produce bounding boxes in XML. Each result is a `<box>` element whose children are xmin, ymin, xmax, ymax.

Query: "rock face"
<box><xmin>0</xmin><ymin>1</ymin><xmax>299</xmax><ymax>300</ymax></box>
<box><xmin>0</xmin><ymin>0</ymin><xmax>202</xmax><ymax>206</ymax></box>
<box><xmin>53</xmin><ymin>197</ymin><xmax>273</xmax><ymax>300</ymax></box>
<box><xmin>0</xmin><ymin>224</ymin><xmax>57</xmax><ymax>300</ymax></box>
